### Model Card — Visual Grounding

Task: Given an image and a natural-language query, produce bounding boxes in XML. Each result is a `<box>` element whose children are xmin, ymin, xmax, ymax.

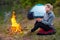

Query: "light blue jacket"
<box><xmin>41</xmin><ymin>11</ymin><xmax>55</xmax><ymax>26</ymax></box>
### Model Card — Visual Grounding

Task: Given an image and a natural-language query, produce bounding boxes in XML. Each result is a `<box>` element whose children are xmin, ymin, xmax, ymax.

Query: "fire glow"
<box><xmin>9</xmin><ymin>11</ymin><xmax>22</xmax><ymax>34</ymax></box>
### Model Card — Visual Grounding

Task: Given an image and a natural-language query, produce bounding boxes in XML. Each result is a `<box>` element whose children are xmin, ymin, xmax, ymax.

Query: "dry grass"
<box><xmin>0</xmin><ymin>17</ymin><xmax>60</xmax><ymax>40</ymax></box>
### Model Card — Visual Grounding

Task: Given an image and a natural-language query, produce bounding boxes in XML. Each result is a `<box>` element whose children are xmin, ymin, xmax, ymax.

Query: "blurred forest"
<box><xmin>0</xmin><ymin>0</ymin><xmax>60</xmax><ymax>24</ymax></box>
<box><xmin>0</xmin><ymin>0</ymin><xmax>60</xmax><ymax>40</ymax></box>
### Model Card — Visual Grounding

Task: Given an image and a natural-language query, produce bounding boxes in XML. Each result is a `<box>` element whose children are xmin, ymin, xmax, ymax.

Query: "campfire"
<box><xmin>8</xmin><ymin>11</ymin><xmax>23</xmax><ymax>35</ymax></box>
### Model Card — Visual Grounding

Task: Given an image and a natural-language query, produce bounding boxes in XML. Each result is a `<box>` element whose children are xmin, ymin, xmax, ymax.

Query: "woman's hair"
<box><xmin>45</xmin><ymin>3</ymin><xmax>53</xmax><ymax>10</ymax></box>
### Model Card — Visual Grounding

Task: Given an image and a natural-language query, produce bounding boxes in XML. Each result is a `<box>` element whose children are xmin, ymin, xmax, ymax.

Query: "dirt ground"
<box><xmin>0</xmin><ymin>17</ymin><xmax>60</xmax><ymax>40</ymax></box>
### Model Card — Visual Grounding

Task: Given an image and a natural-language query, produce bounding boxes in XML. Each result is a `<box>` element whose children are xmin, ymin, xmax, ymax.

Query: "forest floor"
<box><xmin>0</xmin><ymin>17</ymin><xmax>60</xmax><ymax>40</ymax></box>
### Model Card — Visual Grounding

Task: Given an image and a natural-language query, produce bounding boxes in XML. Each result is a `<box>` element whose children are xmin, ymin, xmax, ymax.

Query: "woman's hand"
<box><xmin>36</xmin><ymin>18</ymin><xmax>43</xmax><ymax>22</ymax></box>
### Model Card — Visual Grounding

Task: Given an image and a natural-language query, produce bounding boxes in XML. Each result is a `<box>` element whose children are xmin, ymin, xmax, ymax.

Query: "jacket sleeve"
<box><xmin>41</xmin><ymin>13</ymin><xmax>55</xmax><ymax>25</ymax></box>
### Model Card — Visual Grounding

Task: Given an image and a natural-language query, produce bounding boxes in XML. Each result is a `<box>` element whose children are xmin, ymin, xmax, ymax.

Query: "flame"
<box><xmin>10</xmin><ymin>11</ymin><xmax>22</xmax><ymax>34</ymax></box>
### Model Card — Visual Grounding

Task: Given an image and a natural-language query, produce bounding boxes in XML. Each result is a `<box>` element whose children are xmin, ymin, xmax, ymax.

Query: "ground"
<box><xmin>0</xmin><ymin>17</ymin><xmax>60</xmax><ymax>40</ymax></box>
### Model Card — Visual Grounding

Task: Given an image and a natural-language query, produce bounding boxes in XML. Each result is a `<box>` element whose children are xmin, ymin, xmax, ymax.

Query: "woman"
<box><xmin>28</xmin><ymin>4</ymin><xmax>56</xmax><ymax>35</ymax></box>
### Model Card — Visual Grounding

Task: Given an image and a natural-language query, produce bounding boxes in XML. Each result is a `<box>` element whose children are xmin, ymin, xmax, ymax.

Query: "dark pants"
<box><xmin>31</xmin><ymin>21</ymin><xmax>55</xmax><ymax>32</ymax></box>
